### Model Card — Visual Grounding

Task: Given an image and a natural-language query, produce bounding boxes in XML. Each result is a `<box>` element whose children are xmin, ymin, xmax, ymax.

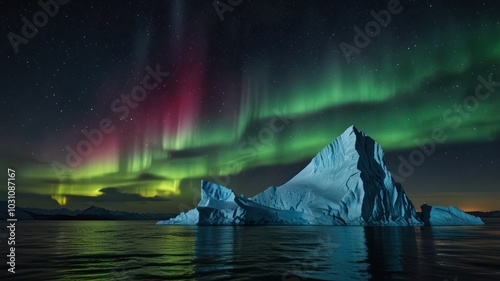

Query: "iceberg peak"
<box><xmin>159</xmin><ymin>126</ymin><xmax>421</xmax><ymax>225</ymax></box>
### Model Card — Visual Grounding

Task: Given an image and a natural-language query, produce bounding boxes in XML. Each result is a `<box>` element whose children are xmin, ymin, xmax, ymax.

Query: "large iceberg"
<box><xmin>420</xmin><ymin>204</ymin><xmax>484</xmax><ymax>225</ymax></box>
<box><xmin>158</xmin><ymin>126</ymin><xmax>423</xmax><ymax>226</ymax></box>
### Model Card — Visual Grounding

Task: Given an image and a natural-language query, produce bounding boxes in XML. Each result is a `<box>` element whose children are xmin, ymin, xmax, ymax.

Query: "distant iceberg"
<box><xmin>420</xmin><ymin>204</ymin><xmax>484</xmax><ymax>226</ymax></box>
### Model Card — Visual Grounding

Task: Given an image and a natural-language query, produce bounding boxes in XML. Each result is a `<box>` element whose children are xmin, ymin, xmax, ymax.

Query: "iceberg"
<box><xmin>420</xmin><ymin>204</ymin><xmax>484</xmax><ymax>226</ymax></box>
<box><xmin>158</xmin><ymin>126</ymin><xmax>423</xmax><ymax>226</ymax></box>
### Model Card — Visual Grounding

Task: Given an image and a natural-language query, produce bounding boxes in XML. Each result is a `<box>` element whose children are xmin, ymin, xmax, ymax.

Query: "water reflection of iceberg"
<box><xmin>294</xmin><ymin>226</ymin><xmax>372</xmax><ymax>281</ymax></box>
<box><xmin>365</xmin><ymin>226</ymin><xmax>418</xmax><ymax>280</ymax></box>
<box><xmin>194</xmin><ymin>226</ymin><xmax>235</xmax><ymax>279</ymax></box>
<box><xmin>416</xmin><ymin>225</ymin><xmax>497</xmax><ymax>280</ymax></box>
<box><xmin>194</xmin><ymin>226</ymin><xmax>372</xmax><ymax>280</ymax></box>
<box><xmin>191</xmin><ymin>226</ymin><xmax>483</xmax><ymax>280</ymax></box>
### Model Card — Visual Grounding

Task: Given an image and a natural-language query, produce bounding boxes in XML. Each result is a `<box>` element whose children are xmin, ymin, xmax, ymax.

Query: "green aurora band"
<box><xmin>12</xmin><ymin>20</ymin><xmax>500</xmax><ymax>210</ymax></box>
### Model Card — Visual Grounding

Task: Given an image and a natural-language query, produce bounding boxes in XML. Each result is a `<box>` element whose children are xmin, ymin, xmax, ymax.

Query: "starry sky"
<box><xmin>1</xmin><ymin>0</ymin><xmax>499</xmax><ymax>213</ymax></box>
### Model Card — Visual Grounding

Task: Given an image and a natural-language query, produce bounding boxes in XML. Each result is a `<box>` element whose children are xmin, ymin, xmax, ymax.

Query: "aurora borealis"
<box><xmin>1</xmin><ymin>0</ymin><xmax>499</xmax><ymax>213</ymax></box>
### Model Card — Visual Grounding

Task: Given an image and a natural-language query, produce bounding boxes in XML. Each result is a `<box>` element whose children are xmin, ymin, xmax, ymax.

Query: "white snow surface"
<box><xmin>157</xmin><ymin>126</ymin><xmax>468</xmax><ymax>226</ymax></box>
<box><xmin>420</xmin><ymin>204</ymin><xmax>484</xmax><ymax>226</ymax></box>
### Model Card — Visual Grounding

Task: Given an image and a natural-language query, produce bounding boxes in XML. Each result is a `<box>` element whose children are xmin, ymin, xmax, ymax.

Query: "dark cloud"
<box><xmin>64</xmin><ymin>187</ymin><xmax>171</xmax><ymax>203</ymax></box>
<box><xmin>135</xmin><ymin>173</ymin><xmax>169</xmax><ymax>181</ymax></box>
<box><xmin>42</xmin><ymin>172</ymin><xmax>169</xmax><ymax>185</ymax></box>
<box><xmin>166</xmin><ymin>144</ymin><xmax>228</xmax><ymax>159</ymax></box>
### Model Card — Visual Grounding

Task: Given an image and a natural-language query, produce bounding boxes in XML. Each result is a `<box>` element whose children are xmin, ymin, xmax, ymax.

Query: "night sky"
<box><xmin>1</xmin><ymin>0</ymin><xmax>499</xmax><ymax>213</ymax></box>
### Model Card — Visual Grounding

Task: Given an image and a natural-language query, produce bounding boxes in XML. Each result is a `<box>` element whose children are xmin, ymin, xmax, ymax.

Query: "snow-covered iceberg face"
<box><xmin>199</xmin><ymin>180</ymin><xmax>236</xmax><ymax>206</ymax></box>
<box><xmin>420</xmin><ymin>204</ymin><xmax>484</xmax><ymax>226</ymax></box>
<box><xmin>157</xmin><ymin>180</ymin><xmax>241</xmax><ymax>225</ymax></box>
<box><xmin>250</xmin><ymin>126</ymin><xmax>421</xmax><ymax>226</ymax></box>
<box><xmin>157</xmin><ymin>126</ymin><xmax>423</xmax><ymax>226</ymax></box>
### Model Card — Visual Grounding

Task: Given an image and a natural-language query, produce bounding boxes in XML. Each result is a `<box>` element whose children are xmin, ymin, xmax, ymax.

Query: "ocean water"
<box><xmin>2</xmin><ymin>219</ymin><xmax>500</xmax><ymax>281</ymax></box>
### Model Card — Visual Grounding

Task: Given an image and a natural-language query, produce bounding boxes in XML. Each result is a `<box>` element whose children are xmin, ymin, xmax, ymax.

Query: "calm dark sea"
<box><xmin>1</xmin><ymin>219</ymin><xmax>499</xmax><ymax>280</ymax></box>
